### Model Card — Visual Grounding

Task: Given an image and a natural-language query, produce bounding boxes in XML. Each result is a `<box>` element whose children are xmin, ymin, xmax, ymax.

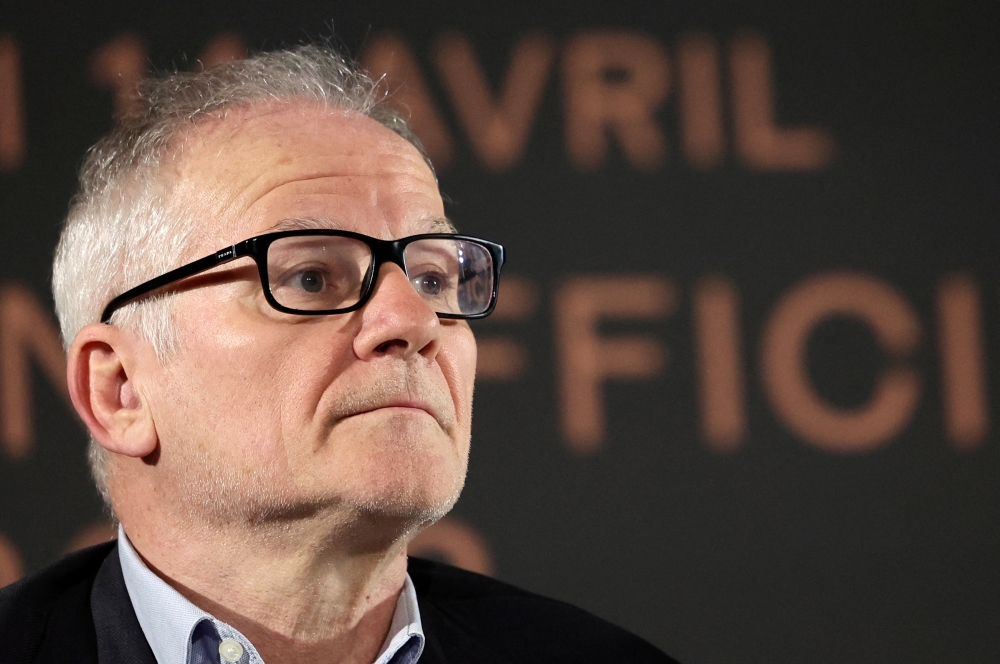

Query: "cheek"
<box><xmin>154</xmin><ymin>343</ymin><xmax>279</xmax><ymax>451</ymax></box>
<box><xmin>440</xmin><ymin>325</ymin><xmax>478</xmax><ymax>428</ymax></box>
<box><xmin>155</xmin><ymin>306</ymin><xmax>287</xmax><ymax>452</ymax></box>
<box><xmin>170</xmin><ymin>302</ymin><xmax>360</xmax><ymax>442</ymax></box>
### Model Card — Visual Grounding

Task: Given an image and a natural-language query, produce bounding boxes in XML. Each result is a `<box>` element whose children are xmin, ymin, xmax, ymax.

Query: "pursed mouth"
<box><xmin>323</xmin><ymin>373</ymin><xmax>458</xmax><ymax>435</ymax></box>
<box><xmin>344</xmin><ymin>400</ymin><xmax>441</xmax><ymax>425</ymax></box>
<box><xmin>358</xmin><ymin>402</ymin><xmax>434</xmax><ymax>416</ymax></box>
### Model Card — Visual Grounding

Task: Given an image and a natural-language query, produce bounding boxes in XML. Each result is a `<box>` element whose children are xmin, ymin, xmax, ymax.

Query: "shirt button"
<box><xmin>219</xmin><ymin>639</ymin><xmax>244</xmax><ymax>662</ymax></box>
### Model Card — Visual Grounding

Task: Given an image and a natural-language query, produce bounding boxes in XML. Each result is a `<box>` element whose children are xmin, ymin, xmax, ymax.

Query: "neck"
<box><xmin>121</xmin><ymin>507</ymin><xmax>416</xmax><ymax>664</ymax></box>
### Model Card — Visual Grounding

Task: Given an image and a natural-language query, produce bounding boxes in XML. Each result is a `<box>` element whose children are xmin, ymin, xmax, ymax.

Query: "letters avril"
<box><xmin>0</xmin><ymin>29</ymin><xmax>834</xmax><ymax>174</ymax></box>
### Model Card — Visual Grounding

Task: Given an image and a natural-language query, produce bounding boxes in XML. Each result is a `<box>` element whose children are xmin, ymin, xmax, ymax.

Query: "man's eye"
<box><xmin>290</xmin><ymin>269</ymin><xmax>326</xmax><ymax>293</ymax></box>
<box><xmin>411</xmin><ymin>273</ymin><xmax>445</xmax><ymax>296</ymax></box>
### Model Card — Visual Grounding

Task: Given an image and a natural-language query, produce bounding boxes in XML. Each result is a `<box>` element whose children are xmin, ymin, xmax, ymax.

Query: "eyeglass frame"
<box><xmin>99</xmin><ymin>229</ymin><xmax>506</xmax><ymax>324</ymax></box>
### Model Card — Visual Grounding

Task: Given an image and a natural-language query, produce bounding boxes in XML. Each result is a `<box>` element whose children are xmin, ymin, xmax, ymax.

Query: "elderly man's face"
<box><xmin>140</xmin><ymin>102</ymin><xmax>476</xmax><ymax>528</ymax></box>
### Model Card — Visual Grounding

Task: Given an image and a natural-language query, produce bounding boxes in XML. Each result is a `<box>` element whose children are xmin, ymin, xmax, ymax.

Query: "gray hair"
<box><xmin>51</xmin><ymin>44</ymin><xmax>428</xmax><ymax>507</ymax></box>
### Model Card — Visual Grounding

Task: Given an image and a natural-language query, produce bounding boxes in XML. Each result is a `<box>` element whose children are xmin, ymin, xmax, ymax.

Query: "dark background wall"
<box><xmin>0</xmin><ymin>1</ymin><xmax>997</xmax><ymax>662</ymax></box>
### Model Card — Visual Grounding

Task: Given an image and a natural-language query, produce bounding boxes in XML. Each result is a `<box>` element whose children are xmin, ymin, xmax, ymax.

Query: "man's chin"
<box><xmin>327</xmin><ymin>486</ymin><xmax>461</xmax><ymax>555</ymax></box>
<box><xmin>318</xmin><ymin>414</ymin><xmax>469</xmax><ymax>523</ymax></box>
<box><xmin>351</xmin><ymin>474</ymin><xmax>464</xmax><ymax>526</ymax></box>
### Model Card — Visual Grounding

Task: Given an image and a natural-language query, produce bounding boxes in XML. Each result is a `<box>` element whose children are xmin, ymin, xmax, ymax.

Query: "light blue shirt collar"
<box><xmin>117</xmin><ymin>526</ymin><xmax>424</xmax><ymax>664</ymax></box>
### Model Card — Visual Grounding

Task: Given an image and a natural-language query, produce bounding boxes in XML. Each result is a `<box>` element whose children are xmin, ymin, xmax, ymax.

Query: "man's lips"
<box><xmin>361</xmin><ymin>401</ymin><xmax>434</xmax><ymax>415</ymax></box>
<box><xmin>345</xmin><ymin>399</ymin><xmax>438</xmax><ymax>421</ymax></box>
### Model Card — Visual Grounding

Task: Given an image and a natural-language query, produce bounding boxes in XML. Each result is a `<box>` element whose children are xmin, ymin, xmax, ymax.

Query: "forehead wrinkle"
<box><xmin>197</xmin><ymin>121</ymin><xmax>434</xmax><ymax>201</ymax></box>
<box><xmin>248</xmin><ymin>170</ymin><xmax>424</xmax><ymax>206</ymax></box>
<box><xmin>182</xmin><ymin>164</ymin><xmax>439</xmax><ymax>254</ymax></box>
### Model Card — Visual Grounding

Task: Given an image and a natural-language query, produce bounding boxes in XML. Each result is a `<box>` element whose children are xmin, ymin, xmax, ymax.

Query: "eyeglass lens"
<box><xmin>265</xmin><ymin>236</ymin><xmax>495</xmax><ymax>316</ymax></box>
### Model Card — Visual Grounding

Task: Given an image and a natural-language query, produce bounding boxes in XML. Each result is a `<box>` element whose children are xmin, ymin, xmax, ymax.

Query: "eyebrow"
<box><xmin>429</xmin><ymin>216</ymin><xmax>458</xmax><ymax>233</ymax></box>
<box><xmin>266</xmin><ymin>216</ymin><xmax>458</xmax><ymax>234</ymax></box>
<box><xmin>266</xmin><ymin>217</ymin><xmax>343</xmax><ymax>232</ymax></box>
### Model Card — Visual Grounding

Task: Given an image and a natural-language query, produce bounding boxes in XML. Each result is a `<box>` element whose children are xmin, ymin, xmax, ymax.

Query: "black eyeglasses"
<box><xmin>100</xmin><ymin>230</ymin><xmax>506</xmax><ymax>324</ymax></box>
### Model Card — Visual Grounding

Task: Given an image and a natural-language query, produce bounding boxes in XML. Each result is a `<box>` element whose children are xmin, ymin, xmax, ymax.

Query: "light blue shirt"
<box><xmin>117</xmin><ymin>527</ymin><xmax>424</xmax><ymax>664</ymax></box>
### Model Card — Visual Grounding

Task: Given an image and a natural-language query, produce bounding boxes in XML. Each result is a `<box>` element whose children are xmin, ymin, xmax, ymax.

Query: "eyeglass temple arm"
<box><xmin>100</xmin><ymin>245</ymin><xmax>245</xmax><ymax>324</ymax></box>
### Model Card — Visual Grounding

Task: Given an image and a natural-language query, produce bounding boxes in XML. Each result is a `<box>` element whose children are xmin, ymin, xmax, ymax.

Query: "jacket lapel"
<box><xmin>26</xmin><ymin>567</ymin><xmax>100</xmax><ymax>664</ymax></box>
<box><xmin>417</xmin><ymin>600</ymin><xmax>514</xmax><ymax>664</ymax></box>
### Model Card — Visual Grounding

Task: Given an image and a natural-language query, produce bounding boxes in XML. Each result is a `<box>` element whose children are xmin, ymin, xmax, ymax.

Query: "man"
<box><xmin>0</xmin><ymin>45</ymin><xmax>677</xmax><ymax>663</ymax></box>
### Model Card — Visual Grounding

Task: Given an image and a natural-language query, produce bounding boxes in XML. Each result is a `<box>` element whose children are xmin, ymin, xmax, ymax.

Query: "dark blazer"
<box><xmin>0</xmin><ymin>542</ymin><xmax>677</xmax><ymax>663</ymax></box>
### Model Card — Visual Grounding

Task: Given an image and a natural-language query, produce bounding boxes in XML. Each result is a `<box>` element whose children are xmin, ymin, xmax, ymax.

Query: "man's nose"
<box><xmin>353</xmin><ymin>263</ymin><xmax>442</xmax><ymax>361</ymax></box>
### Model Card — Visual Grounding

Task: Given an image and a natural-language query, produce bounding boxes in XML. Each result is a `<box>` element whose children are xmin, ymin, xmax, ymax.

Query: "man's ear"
<box><xmin>67</xmin><ymin>323</ymin><xmax>158</xmax><ymax>458</ymax></box>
